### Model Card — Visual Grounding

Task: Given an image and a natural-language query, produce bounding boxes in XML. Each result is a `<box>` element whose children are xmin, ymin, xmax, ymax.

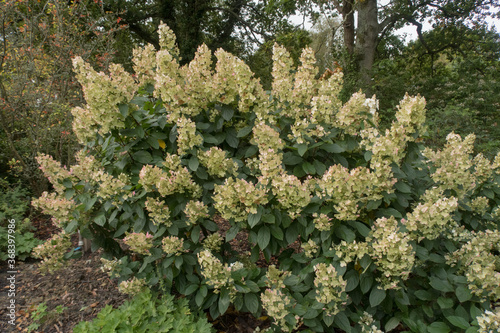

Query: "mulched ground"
<box><xmin>0</xmin><ymin>215</ymin><xmax>273</xmax><ymax>333</ymax></box>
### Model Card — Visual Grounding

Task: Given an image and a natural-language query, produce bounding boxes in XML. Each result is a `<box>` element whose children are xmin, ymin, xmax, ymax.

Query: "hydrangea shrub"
<box><xmin>33</xmin><ymin>24</ymin><xmax>500</xmax><ymax>332</ymax></box>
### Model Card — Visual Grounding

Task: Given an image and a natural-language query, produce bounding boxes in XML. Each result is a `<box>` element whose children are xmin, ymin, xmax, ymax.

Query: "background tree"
<box><xmin>0</xmin><ymin>0</ymin><xmax>121</xmax><ymax>195</ymax></box>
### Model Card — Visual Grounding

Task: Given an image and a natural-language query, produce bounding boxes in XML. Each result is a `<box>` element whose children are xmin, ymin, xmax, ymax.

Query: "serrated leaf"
<box><xmin>221</xmin><ymin>105</ymin><xmax>234</xmax><ymax>121</ymax></box>
<box><xmin>94</xmin><ymin>213</ymin><xmax>106</xmax><ymax>226</ymax></box>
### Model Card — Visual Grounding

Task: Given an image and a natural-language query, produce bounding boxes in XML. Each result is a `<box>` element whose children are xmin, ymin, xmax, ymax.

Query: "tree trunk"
<box><xmin>355</xmin><ymin>0</ymin><xmax>379</xmax><ymax>92</ymax></box>
<box><xmin>342</xmin><ymin>0</ymin><xmax>355</xmax><ymax>55</ymax></box>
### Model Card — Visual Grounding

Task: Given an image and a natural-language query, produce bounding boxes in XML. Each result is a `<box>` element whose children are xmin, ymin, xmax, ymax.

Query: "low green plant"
<box><xmin>73</xmin><ymin>288</ymin><xmax>214</xmax><ymax>333</ymax></box>
<box><xmin>33</xmin><ymin>24</ymin><xmax>500</xmax><ymax>332</ymax></box>
<box><xmin>0</xmin><ymin>179</ymin><xmax>43</xmax><ymax>260</ymax></box>
<box><xmin>27</xmin><ymin>302</ymin><xmax>66</xmax><ymax>332</ymax></box>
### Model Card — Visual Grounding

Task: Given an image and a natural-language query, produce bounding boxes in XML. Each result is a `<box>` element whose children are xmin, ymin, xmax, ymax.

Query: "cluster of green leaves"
<box><xmin>73</xmin><ymin>288</ymin><xmax>214</xmax><ymax>333</ymax></box>
<box><xmin>0</xmin><ymin>180</ymin><xmax>42</xmax><ymax>260</ymax></box>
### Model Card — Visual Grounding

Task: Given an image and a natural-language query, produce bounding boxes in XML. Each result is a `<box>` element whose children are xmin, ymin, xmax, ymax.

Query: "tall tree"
<box><xmin>102</xmin><ymin>0</ymin><xmax>296</xmax><ymax>65</ymax></box>
<box><xmin>0</xmin><ymin>0</ymin><xmax>120</xmax><ymax>195</ymax></box>
<box><xmin>307</xmin><ymin>0</ymin><xmax>500</xmax><ymax>92</ymax></box>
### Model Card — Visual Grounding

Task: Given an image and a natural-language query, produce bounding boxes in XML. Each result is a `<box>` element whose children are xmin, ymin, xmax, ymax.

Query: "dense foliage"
<box><xmin>33</xmin><ymin>25</ymin><xmax>500</xmax><ymax>332</ymax></box>
<box><xmin>73</xmin><ymin>288</ymin><xmax>214</xmax><ymax>332</ymax></box>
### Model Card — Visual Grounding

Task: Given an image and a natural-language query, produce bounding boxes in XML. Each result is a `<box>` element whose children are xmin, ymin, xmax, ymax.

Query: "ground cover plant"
<box><xmin>32</xmin><ymin>24</ymin><xmax>500</xmax><ymax>332</ymax></box>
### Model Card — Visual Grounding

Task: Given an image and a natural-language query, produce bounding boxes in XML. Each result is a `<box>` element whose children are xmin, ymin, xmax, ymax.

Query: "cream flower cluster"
<box><xmin>260</xmin><ymin>289</ymin><xmax>296</xmax><ymax>332</ymax></box>
<box><xmin>213</xmin><ymin>177</ymin><xmax>268</xmax><ymax>222</ymax></box>
<box><xmin>447</xmin><ymin>230</ymin><xmax>500</xmax><ymax>301</ymax></box>
<box><xmin>118</xmin><ymin>277</ymin><xmax>146</xmax><ymax>296</ymax></box>
<box><xmin>335</xmin><ymin>92</ymin><xmax>377</xmax><ymax>136</ymax></box>
<box><xmin>332</xmin><ymin>240</ymin><xmax>371</xmax><ymax>268</ymax></box>
<box><xmin>176</xmin><ymin>117</ymin><xmax>203</xmax><ymax>155</ymax></box>
<box><xmin>470</xmin><ymin>196</ymin><xmax>490</xmax><ymax>215</ymax></box>
<box><xmin>198</xmin><ymin>147</ymin><xmax>238</xmax><ymax>178</ymax></box>
<box><xmin>139</xmin><ymin>164</ymin><xmax>201</xmax><ymax>197</ymax></box>
<box><xmin>312</xmin><ymin>213</ymin><xmax>333</xmax><ymax>232</ymax></box>
<box><xmin>202</xmin><ymin>233</ymin><xmax>223</xmax><ymax>252</ymax></box>
<box><xmin>359</xmin><ymin>312</ymin><xmax>383</xmax><ymax>333</ymax></box>
<box><xmin>36</xmin><ymin>153</ymin><xmax>73</xmax><ymax>194</ymax></box>
<box><xmin>72</xmin><ymin>57</ymin><xmax>136</xmax><ymax>143</ymax></box>
<box><xmin>184</xmin><ymin>200</ymin><xmax>209</xmax><ymax>225</ymax></box>
<box><xmin>145</xmin><ymin>197</ymin><xmax>171</xmax><ymax>227</ymax></box>
<box><xmin>123</xmin><ymin>232</ymin><xmax>153</xmax><ymax>255</ymax></box>
<box><xmin>197</xmin><ymin>250</ymin><xmax>234</xmax><ymax>294</ymax></box>
<box><xmin>100</xmin><ymin>257</ymin><xmax>120</xmax><ymax>277</ymax></box>
<box><xmin>161</xmin><ymin>236</ymin><xmax>185</xmax><ymax>256</ymax></box>
<box><xmin>292</xmin><ymin>48</ymin><xmax>319</xmax><ymax>108</ymax></box>
<box><xmin>253</xmin><ymin>122</ymin><xmax>284</xmax><ymax>180</ymax></box>
<box><xmin>32</xmin><ymin>231</ymin><xmax>72</xmax><ymax>274</ymax></box>
<box><xmin>271</xmin><ymin>174</ymin><xmax>311</xmax><ymax>219</ymax></box>
<box><xmin>318</xmin><ymin>163</ymin><xmax>394</xmax><ymax>221</ymax></box>
<box><xmin>403</xmin><ymin>188</ymin><xmax>458</xmax><ymax>241</ymax></box>
<box><xmin>264</xmin><ymin>265</ymin><xmax>291</xmax><ymax>289</ymax></box>
<box><xmin>301</xmin><ymin>239</ymin><xmax>319</xmax><ymax>258</ymax></box>
<box><xmin>271</xmin><ymin>44</ymin><xmax>294</xmax><ymax>114</ymax></box>
<box><xmin>92</xmin><ymin>170</ymin><xmax>130</xmax><ymax>202</ymax></box>
<box><xmin>477</xmin><ymin>307</ymin><xmax>500</xmax><ymax>333</ymax></box>
<box><xmin>213</xmin><ymin>49</ymin><xmax>265</xmax><ymax>113</ymax></box>
<box><xmin>32</xmin><ymin>192</ymin><xmax>75</xmax><ymax>228</ymax></box>
<box><xmin>423</xmin><ymin>133</ymin><xmax>477</xmax><ymax>198</ymax></box>
<box><xmin>133</xmin><ymin>44</ymin><xmax>156</xmax><ymax>86</ymax></box>
<box><xmin>313</xmin><ymin>263</ymin><xmax>347</xmax><ymax>315</ymax></box>
<box><xmin>367</xmin><ymin>216</ymin><xmax>415</xmax><ymax>289</ymax></box>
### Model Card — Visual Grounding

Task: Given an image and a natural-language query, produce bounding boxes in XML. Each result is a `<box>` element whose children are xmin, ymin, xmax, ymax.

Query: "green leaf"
<box><xmin>456</xmin><ymin>286</ymin><xmax>472</xmax><ymax>303</ymax></box>
<box><xmin>65</xmin><ymin>219</ymin><xmax>78</xmax><ymax>233</ymax></box>
<box><xmin>427</xmin><ymin>322</ymin><xmax>451</xmax><ymax>333</ymax></box>
<box><xmin>219</xmin><ymin>289</ymin><xmax>231</xmax><ymax>314</ymax></box>
<box><xmin>323</xmin><ymin>312</ymin><xmax>334</xmax><ymax>327</ymax></box>
<box><xmin>345</xmin><ymin>269</ymin><xmax>359</xmax><ymax>292</ymax></box>
<box><xmin>94</xmin><ymin>213</ymin><xmax>106</xmax><ymax>226</ymax></box>
<box><xmin>321</xmin><ymin>143</ymin><xmax>345</xmax><ymax>153</ymax></box>
<box><xmin>385</xmin><ymin>317</ymin><xmax>400</xmax><ymax>332</ymax></box>
<box><xmin>437</xmin><ymin>297</ymin><xmax>454</xmax><ymax>309</ymax></box>
<box><xmin>226</xmin><ymin>129</ymin><xmax>239</xmax><ymax>148</ymax></box>
<box><xmin>63</xmin><ymin>179</ymin><xmax>73</xmax><ymax>188</ymax></box>
<box><xmin>147</xmin><ymin>136</ymin><xmax>160</xmax><ymax>149</ymax></box>
<box><xmin>226</xmin><ymin>226</ymin><xmax>239</xmax><ymax>241</ymax></box>
<box><xmin>297</xmin><ymin>144</ymin><xmax>308</xmax><ymax>156</ymax></box>
<box><xmin>248</xmin><ymin>208</ymin><xmax>262</xmax><ymax>228</ymax></box>
<box><xmin>335</xmin><ymin>312</ymin><xmax>351</xmax><ymax>332</ymax></box>
<box><xmin>118</xmin><ymin>104</ymin><xmax>129</xmax><ymax>117</ymax></box>
<box><xmin>221</xmin><ymin>105</ymin><xmax>234</xmax><ymax>121</ymax></box>
<box><xmin>282</xmin><ymin>152</ymin><xmax>302</xmax><ymax>165</ymax></box>
<box><xmin>414</xmin><ymin>290</ymin><xmax>434</xmax><ymax>301</ymax></box>
<box><xmin>394</xmin><ymin>182</ymin><xmax>412</xmax><ymax>193</ymax></box>
<box><xmin>237</xmin><ymin>126</ymin><xmax>253</xmax><ymax>138</ymax></box>
<box><xmin>114</xmin><ymin>224</ymin><xmax>129</xmax><ymax>237</ymax></box>
<box><xmin>302</xmin><ymin>161</ymin><xmax>316</xmax><ymax>175</ymax></box>
<box><xmin>133</xmin><ymin>151</ymin><xmax>153</xmax><ymax>164</ymax></box>
<box><xmin>446</xmin><ymin>316</ymin><xmax>470</xmax><ymax>329</ymax></box>
<box><xmin>360</xmin><ymin>274</ymin><xmax>373</xmax><ymax>294</ymax></box>
<box><xmin>430</xmin><ymin>277</ymin><xmax>454</xmax><ymax>293</ymax></box>
<box><xmin>244</xmin><ymin>293</ymin><xmax>259</xmax><ymax>314</ymax></box>
<box><xmin>257</xmin><ymin>226</ymin><xmax>271</xmax><ymax>250</ymax></box>
<box><xmin>188</xmin><ymin>156</ymin><xmax>199</xmax><ymax>171</ymax></box>
<box><xmin>369</xmin><ymin>287</ymin><xmax>386</xmax><ymax>307</ymax></box>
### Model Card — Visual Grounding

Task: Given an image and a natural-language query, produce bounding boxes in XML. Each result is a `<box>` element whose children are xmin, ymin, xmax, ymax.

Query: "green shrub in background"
<box><xmin>0</xmin><ymin>179</ymin><xmax>43</xmax><ymax>261</ymax></box>
<box><xmin>73</xmin><ymin>287</ymin><xmax>214</xmax><ymax>333</ymax></box>
<box><xmin>32</xmin><ymin>24</ymin><xmax>500</xmax><ymax>332</ymax></box>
